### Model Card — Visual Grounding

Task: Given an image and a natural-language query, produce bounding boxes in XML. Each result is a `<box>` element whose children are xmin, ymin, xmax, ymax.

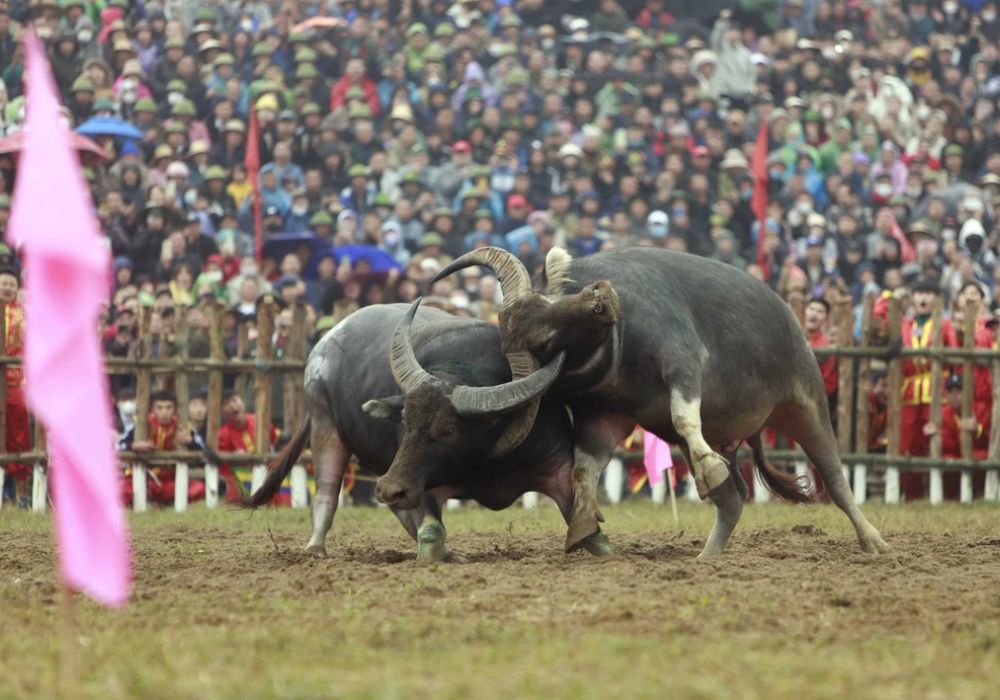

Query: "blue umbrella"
<box><xmin>262</xmin><ymin>232</ymin><xmax>328</xmax><ymax>264</ymax></box>
<box><xmin>76</xmin><ymin>116</ymin><xmax>144</xmax><ymax>140</ymax></box>
<box><xmin>303</xmin><ymin>244</ymin><xmax>402</xmax><ymax>279</ymax></box>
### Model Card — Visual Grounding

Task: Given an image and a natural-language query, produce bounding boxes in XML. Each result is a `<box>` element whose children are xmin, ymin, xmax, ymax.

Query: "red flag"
<box><xmin>8</xmin><ymin>31</ymin><xmax>131</xmax><ymax>607</ymax></box>
<box><xmin>750</xmin><ymin>120</ymin><xmax>770</xmax><ymax>281</ymax></box>
<box><xmin>245</xmin><ymin>108</ymin><xmax>263</xmax><ymax>264</ymax></box>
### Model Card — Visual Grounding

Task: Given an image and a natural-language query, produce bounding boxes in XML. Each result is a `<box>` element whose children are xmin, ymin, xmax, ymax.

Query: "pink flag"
<box><xmin>642</xmin><ymin>430</ymin><xmax>674</xmax><ymax>488</ymax></box>
<box><xmin>7</xmin><ymin>31</ymin><xmax>130</xmax><ymax>607</ymax></box>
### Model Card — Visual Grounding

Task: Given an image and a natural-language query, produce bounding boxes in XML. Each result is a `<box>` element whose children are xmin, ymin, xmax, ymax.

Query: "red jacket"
<box><xmin>809</xmin><ymin>330</ymin><xmax>838</xmax><ymax>396</ymax></box>
<box><xmin>329</xmin><ymin>77</ymin><xmax>380</xmax><ymax>115</ymax></box>
<box><xmin>218</xmin><ymin>414</ymin><xmax>278</xmax><ymax>453</ymax></box>
<box><xmin>953</xmin><ymin>316</ymin><xmax>995</xmax><ymax>410</ymax></box>
<box><xmin>940</xmin><ymin>402</ymin><xmax>990</xmax><ymax>459</ymax></box>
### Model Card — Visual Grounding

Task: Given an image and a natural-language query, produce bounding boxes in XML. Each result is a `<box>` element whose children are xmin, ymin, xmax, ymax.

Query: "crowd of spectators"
<box><xmin>2</xmin><ymin>0</ymin><xmax>1000</xmax><ymax>504</ymax></box>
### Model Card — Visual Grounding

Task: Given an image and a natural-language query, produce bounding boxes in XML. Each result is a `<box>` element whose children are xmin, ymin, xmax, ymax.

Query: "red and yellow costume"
<box><xmin>218</xmin><ymin>414</ymin><xmax>278</xmax><ymax>503</ymax></box>
<box><xmin>4</xmin><ymin>302</ymin><xmax>31</xmax><ymax>484</ymax></box>
<box><xmin>122</xmin><ymin>413</ymin><xmax>206</xmax><ymax>505</ymax></box>
<box><xmin>900</xmin><ymin>314</ymin><xmax>958</xmax><ymax>500</ymax></box>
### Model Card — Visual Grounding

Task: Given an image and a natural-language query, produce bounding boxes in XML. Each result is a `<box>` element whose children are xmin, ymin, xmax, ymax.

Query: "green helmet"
<box><xmin>171</xmin><ymin>99</ymin><xmax>196</xmax><ymax>117</ymax></box>
<box><xmin>294</xmin><ymin>47</ymin><xmax>318</xmax><ymax>64</ymax></box>
<box><xmin>204</xmin><ymin>165</ymin><xmax>227</xmax><ymax>181</ymax></box>
<box><xmin>295</xmin><ymin>64</ymin><xmax>319</xmax><ymax>80</ymax></box>
<box><xmin>347</xmin><ymin>164</ymin><xmax>368</xmax><ymax>178</ymax></box>
<box><xmin>134</xmin><ymin>97</ymin><xmax>157</xmax><ymax>113</ymax></box>
<box><xmin>71</xmin><ymin>75</ymin><xmax>95</xmax><ymax>93</ymax></box>
<box><xmin>310</xmin><ymin>210</ymin><xmax>334</xmax><ymax>226</ymax></box>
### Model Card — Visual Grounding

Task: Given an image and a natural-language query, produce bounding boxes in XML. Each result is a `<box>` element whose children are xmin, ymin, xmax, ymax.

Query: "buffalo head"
<box><xmin>364</xmin><ymin>299</ymin><xmax>565</xmax><ymax>510</ymax></box>
<box><xmin>433</xmin><ymin>248</ymin><xmax>620</xmax><ymax>369</ymax></box>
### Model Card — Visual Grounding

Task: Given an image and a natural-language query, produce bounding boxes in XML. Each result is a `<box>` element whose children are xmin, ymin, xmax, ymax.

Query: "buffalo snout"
<box><xmin>375</xmin><ymin>475</ymin><xmax>420</xmax><ymax>509</ymax></box>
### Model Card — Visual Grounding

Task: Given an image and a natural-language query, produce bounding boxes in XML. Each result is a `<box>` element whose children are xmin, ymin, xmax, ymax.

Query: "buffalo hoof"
<box><xmin>417</xmin><ymin>521</ymin><xmax>465</xmax><ymax>563</ymax></box>
<box><xmin>859</xmin><ymin>531</ymin><xmax>891</xmax><ymax>555</ymax></box>
<box><xmin>303</xmin><ymin>542</ymin><xmax>327</xmax><ymax>557</ymax></box>
<box><xmin>579</xmin><ymin>530</ymin><xmax>614</xmax><ymax>557</ymax></box>
<box><xmin>565</xmin><ymin>511</ymin><xmax>603</xmax><ymax>553</ymax></box>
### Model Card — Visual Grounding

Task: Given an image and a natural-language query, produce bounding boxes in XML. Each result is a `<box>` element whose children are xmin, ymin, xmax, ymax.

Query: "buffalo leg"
<box><xmin>669</xmin><ymin>389</ymin><xmax>731</xmax><ymax>499</ymax></box>
<box><xmin>414</xmin><ymin>492</ymin><xmax>466</xmax><ymax>563</ymax></box>
<box><xmin>566</xmin><ymin>412</ymin><xmax>632</xmax><ymax>553</ymax></box>
<box><xmin>543</xmin><ymin>461</ymin><xmax>615</xmax><ymax>557</ymax></box>
<box><xmin>769</xmin><ymin>401</ymin><xmax>889</xmax><ymax>554</ymax></box>
<box><xmin>696</xmin><ymin>447</ymin><xmax>745</xmax><ymax>558</ymax></box>
<box><xmin>305</xmin><ymin>425</ymin><xmax>350</xmax><ymax>556</ymax></box>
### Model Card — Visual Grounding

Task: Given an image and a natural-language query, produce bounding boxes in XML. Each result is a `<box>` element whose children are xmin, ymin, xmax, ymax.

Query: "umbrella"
<box><xmin>262</xmin><ymin>232</ymin><xmax>329</xmax><ymax>263</ymax></box>
<box><xmin>0</xmin><ymin>129</ymin><xmax>108</xmax><ymax>163</ymax></box>
<box><xmin>303</xmin><ymin>244</ymin><xmax>403</xmax><ymax>279</ymax></box>
<box><xmin>76</xmin><ymin>116</ymin><xmax>144</xmax><ymax>141</ymax></box>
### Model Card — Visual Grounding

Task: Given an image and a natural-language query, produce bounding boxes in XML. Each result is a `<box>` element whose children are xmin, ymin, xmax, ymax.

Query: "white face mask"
<box><xmin>916</xmin><ymin>104</ymin><xmax>931</xmax><ymax>121</ymax></box>
<box><xmin>242</xmin><ymin>264</ymin><xmax>258</xmax><ymax>277</ymax></box>
<box><xmin>383</xmin><ymin>232</ymin><xmax>399</xmax><ymax>247</ymax></box>
<box><xmin>78</xmin><ymin>29</ymin><xmax>93</xmax><ymax>43</ymax></box>
<box><xmin>874</xmin><ymin>183</ymin><xmax>894</xmax><ymax>198</ymax></box>
<box><xmin>292</xmin><ymin>204</ymin><xmax>308</xmax><ymax>216</ymax></box>
<box><xmin>205</xmin><ymin>270</ymin><xmax>223</xmax><ymax>283</ymax></box>
<box><xmin>985</xmin><ymin>11</ymin><xmax>998</xmax><ymax>22</ymax></box>
<box><xmin>118</xmin><ymin>401</ymin><xmax>136</xmax><ymax>418</ymax></box>
<box><xmin>795</xmin><ymin>201</ymin><xmax>812</xmax><ymax>214</ymax></box>
<box><xmin>944</xmin><ymin>1</ymin><xmax>958</xmax><ymax>13</ymax></box>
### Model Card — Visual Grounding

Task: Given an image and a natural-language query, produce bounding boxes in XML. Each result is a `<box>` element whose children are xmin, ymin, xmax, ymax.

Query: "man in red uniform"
<box><xmin>900</xmin><ymin>277</ymin><xmax>958</xmax><ymax>501</ymax></box>
<box><xmin>218</xmin><ymin>389</ymin><xmax>278</xmax><ymax>502</ymax></box>
<box><xmin>0</xmin><ymin>266</ymin><xmax>30</xmax><ymax>507</ymax></box>
<box><xmin>952</xmin><ymin>282</ymin><xmax>995</xmax><ymax>421</ymax></box>
<box><xmin>119</xmin><ymin>390</ymin><xmax>206</xmax><ymax>505</ymax></box>
<box><xmin>925</xmin><ymin>374</ymin><xmax>989</xmax><ymax>500</ymax></box>
<box><xmin>803</xmin><ymin>297</ymin><xmax>838</xmax><ymax>499</ymax></box>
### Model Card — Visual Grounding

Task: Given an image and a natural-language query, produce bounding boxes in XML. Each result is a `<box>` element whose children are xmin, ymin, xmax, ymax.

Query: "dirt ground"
<box><xmin>2</xmin><ymin>500</ymin><xmax>999</xmax><ymax>699</ymax></box>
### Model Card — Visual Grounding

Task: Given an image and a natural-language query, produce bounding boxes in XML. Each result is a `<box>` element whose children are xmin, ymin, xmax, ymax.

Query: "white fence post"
<box><xmin>32</xmin><ymin>464</ymin><xmax>47</xmax><ymax>513</ymax></box>
<box><xmin>603</xmin><ymin>457</ymin><xmax>623</xmax><ymax>505</ymax></box>
<box><xmin>132</xmin><ymin>465</ymin><xmax>147</xmax><ymax>512</ymax></box>
<box><xmin>204</xmin><ymin>464</ymin><xmax>219</xmax><ymax>508</ymax></box>
<box><xmin>960</xmin><ymin>470</ymin><xmax>973</xmax><ymax>504</ymax></box>
<box><xmin>290</xmin><ymin>464</ymin><xmax>308</xmax><ymax>508</ymax></box>
<box><xmin>929</xmin><ymin>469</ymin><xmax>943</xmax><ymax>505</ymax></box>
<box><xmin>650</xmin><ymin>479</ymin><xmax>666</xmax><ymax>504</ymax></box>
<box><xmin>174</xmin><ymin>463</ymin><xmax>189</xmax><ymax>513</ymax></box>
<box><xmin>251</xmin><ymin>464</ymin><xmax>267</xmax><ymax>496</ymax></box>
<box><xmin>986</xmin><ymin>470</ymin><xmax>1000</xmax><ymax>501</ymax></box>
<box><xmin>753</xmin><ymin>468</ymin><xmax>771</xmax><ymax>504</ymax></box>
<box><xmin>446</xmin><ymin>499</ymin><xmax>461</xmax><ymax>510</ymax></box>
<box><xmin>522</xmin><ymin>491</ymin><xmax>539</xmax><ymax>509</ymax></box>
<box><xmin>685</xmin><ymin>473</ymin><xmax>700</xmax><ymax>502</ymax></box>
<box><xmin>853</xmin><ymin>464</ymin><xmax>868</xmax><ymax>505</ymax></box>
<box><xmin>884</xmin><ymin>466</ymin><xmax>901</xmax><ymax>504</ymax></box>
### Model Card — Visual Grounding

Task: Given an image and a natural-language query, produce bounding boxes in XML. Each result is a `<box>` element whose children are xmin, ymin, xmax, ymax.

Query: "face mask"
<box><xmin>542</xmin><ymin>38</ymin><xmax>556</xmax><ymax>51</ymax></box>
<box><xmin>184</xmin><ymin>190</ymin><xmax>197</xmax><ymax>206</ymax></box>
<box><xmin>241</xmin><ymin>18</ymin><xmax>254</xmax><ymax>32</ymax></box>
<box><xmin>821</xmin><ymin>105</ymin><xmax>835</xmax><ymax>120</ymax></box>
<box><xmin>292</xmin><ymin>204</ymin><xmax>308</xmax><ymax>216</ymax></box>
<box><xmin>985</xmin><ymin>11</ymin><xmax>997</xmax><ymax>22</ymax></box>
<box><xmin>242</xmin><ymin>264</ymin><xmax>258</xmax><ymax>277</ymax></box>
<box><xmin>671</xmin><ymin>207</ymin><xmax>685</xmax><ymax>219</ymax></box>
<box><xmin>78</xmin><ymin>29</ymin><xmax>93</xmax><ymax>43</ymax></box>
<box><xmin>795</xmin><ymin>201</ymin><xmax>812</xmax><ymax>214</ymax></box>
<box><xmin>944</xmin><ymin>1</ymin><xmax>958</xmax><ymax>13</ymax></box>
<box><xmin>167</xmin><ymin>92</ymin><xmax>183</xmax><ymax>105</ymax></box>
<box><xmin>906</xmin><ymin>186</ymin><xmax>923</xmax><ymax>198</ymax></box>
<box><xmin>383</xmin><ymin>232</ymin><xmax>399</xmax><ymax>247</ymax></box>
<box><xmin>118</xmin><ymin>401</ymin><xmax>136</xmax><ymax>418</ymax></box>
<box><xmin>916</xmin><ymin>104</ymin><xmax>931</xmax><ymax>121</ymax></box>
<box><xmin>205</xmin><ymin>270</ymin><xmax>223</xmax><ymax>283</ymax></box>
<box><xmin>740</xmin><ymin>188</ymin><xmax>753</xmax><ymax>201</ymax></box>
<box><xmin>769</xmin><ymin>168</ymin><xmax>783</xmax><ymax>180</ymax></box>
<box><xmin>874</xmin><ymin>183</ymin><xmax>894</xmax><ymax>198</ymax></box>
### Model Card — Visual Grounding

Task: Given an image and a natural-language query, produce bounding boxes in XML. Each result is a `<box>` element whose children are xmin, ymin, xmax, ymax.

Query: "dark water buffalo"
<box><xmin>427</xmin><ymin>247</ymin><xmax>888</xmax><ymax>558</ymax></box>
<box><xmin>246</xmin><ymin>301</ymin><xmax>602</xmax><ymax>560</ymax></box>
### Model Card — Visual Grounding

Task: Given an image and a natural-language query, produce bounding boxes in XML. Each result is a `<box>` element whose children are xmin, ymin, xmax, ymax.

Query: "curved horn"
<box><xmin>449</xmin><ymin>351</ymin><xmax>564</xmax><ymax>416</ymax></box>
<box><xmin>389</xmin><ymin>298</ymin><xmax>436</xmax><ymax>393</ymax></box>
<box><xmin>431</xmin><ymin>247</ymin><xmax>533</xmax><ymax>309</ymax></box>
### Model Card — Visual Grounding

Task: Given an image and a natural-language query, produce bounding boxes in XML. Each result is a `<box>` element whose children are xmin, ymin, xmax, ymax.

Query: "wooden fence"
<box><xmin>2</xmin><ymin>291</ymin><xmax>999</xmax><ymax>513</ymax></box>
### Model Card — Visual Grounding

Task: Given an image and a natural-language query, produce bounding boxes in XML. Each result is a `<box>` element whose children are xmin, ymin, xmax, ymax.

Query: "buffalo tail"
<box><xmin>240</xmin><ymin>416</ymin><xmax>311</xmax><ymax>509</ymax></box>
<box><xmin>747</xmin><ymin>433</ymin><xmax>812</xmax><ymax>504</ymax></box>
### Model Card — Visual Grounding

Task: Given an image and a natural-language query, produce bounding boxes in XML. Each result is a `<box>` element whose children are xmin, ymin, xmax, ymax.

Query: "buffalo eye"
<box><xmin>435</xmin><ymin>425</ymin><xmax>456</xmax><ymax>440</ymax></box>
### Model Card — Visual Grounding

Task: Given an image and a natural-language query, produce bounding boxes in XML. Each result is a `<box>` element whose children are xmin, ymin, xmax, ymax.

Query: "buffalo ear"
<box><xmin>362</xmin><ymin>395</ymin><xmax>405</xmax><ymax>422</ymax></box>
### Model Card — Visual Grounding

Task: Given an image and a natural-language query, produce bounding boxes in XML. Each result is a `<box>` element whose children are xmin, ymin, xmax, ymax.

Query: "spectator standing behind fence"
<box><xmin>951</xmin><ymin>281</ymin><xmax>997</xmax><ymax>422</ymax></box>
<box><xmin>0</xmin><ymin>266</ymin><xmax>29</xmax><ymax>507</ymax></box>
<box><xmin>867</xmin><ymin>367</ymin><xmax>889</xmax><ymax>454</ymax></box>
<box><xmin>902</xmin><ymin>278</ymin><xmax>958</xmax><ymax>502</ymax></box>
<box><xmin>924</xmin><ymin>374</ymin><xmax>990</xmax><ymax>500</ymax></box>
<box><xmin>217</xmin><ymin>389</ymin><xmax>278</xmax><ymax>503</ymax></box>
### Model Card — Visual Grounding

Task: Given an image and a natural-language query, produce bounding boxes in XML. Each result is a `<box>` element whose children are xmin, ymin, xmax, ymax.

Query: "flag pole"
<box><xmin>59</xmin><ymin>583</ymin><xmax>80</xmax><ymax>700</ymax></box>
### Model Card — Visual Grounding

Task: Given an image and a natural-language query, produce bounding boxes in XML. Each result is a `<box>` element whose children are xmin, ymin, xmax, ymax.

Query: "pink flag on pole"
<box><xmin>7</xmin><ymin>30</ymin><xmax>131</xmax><ymax>608</ymax></box>
<box><xmin>642</xmin><ymin>431</ymin><xmax>674</xmax><ymax>488</ymax></box>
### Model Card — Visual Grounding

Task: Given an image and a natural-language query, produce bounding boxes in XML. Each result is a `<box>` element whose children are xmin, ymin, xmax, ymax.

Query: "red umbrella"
<box><xmin>0</xmin><ymin>129</ymin><xmax>109</xmax><ymax>164</ymax></box>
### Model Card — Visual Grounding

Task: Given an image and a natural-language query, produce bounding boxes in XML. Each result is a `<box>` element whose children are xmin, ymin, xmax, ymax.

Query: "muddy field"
<box><xmin>2</xmin><ymin>501</ymin><xmax>999</xmax><ymax>699</ymax></box>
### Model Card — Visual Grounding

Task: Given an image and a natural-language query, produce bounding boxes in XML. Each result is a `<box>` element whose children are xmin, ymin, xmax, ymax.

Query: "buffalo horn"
<box><xmin>431</xmin><ymin>247</ymin><xmax>533</xmax><ymax>310</ymax></box>
<box><xmin>389</xmin><ymin>298</ymin><xmax>436</xmax><ymax>393</ymax></box>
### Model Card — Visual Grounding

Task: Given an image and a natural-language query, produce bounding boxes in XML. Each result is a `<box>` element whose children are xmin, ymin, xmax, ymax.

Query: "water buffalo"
<box><xmin>428</xmin><ymin>247</ymin><xmax>889</xmax><ymax>558</ymax></box>
<box><xmin>246</xmin><ymin>301</ymin><xmax>607</xmax><ymax>560</ymax></box>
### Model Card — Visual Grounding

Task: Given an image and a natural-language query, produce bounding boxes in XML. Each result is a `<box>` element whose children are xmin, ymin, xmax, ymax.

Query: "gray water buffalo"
<box><xmin>427</xmin><ymin>247</ymin><xmax>889</xmax><ymax>558</ymax></box>
<box><xmin>246</xmin><ymin>301</ymin><xmax>608</xmax><ymax>560</ymax></box>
